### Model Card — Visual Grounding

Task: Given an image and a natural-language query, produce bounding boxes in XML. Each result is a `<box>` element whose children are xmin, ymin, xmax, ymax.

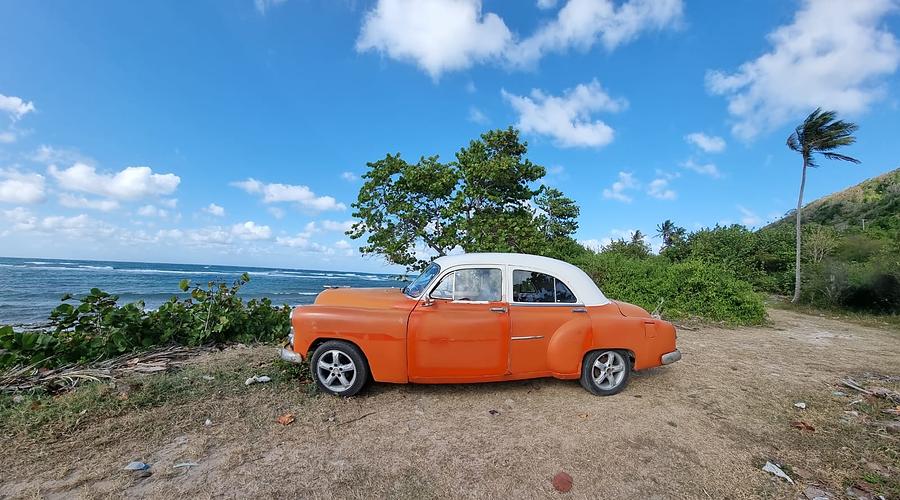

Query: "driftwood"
<box><xmin>0</xmin><ymin>345</ymin><xmax>215</xmax><ymax>393</ymax></box>
<box><xmin>842</xmin><ymin>377</ymin><xmax>900</xmax><ymax>404</ymax></box>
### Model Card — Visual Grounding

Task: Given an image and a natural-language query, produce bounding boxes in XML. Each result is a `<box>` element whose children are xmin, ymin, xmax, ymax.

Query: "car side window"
<box><xmin>513</xmin><ymin>270</ymin><xmax>578</xmax><ymax>303</ymax></box>
<box><xmin>430</xmin><ymin>268</ymin><xmax>502</xmax><ymax>302</ymax></box>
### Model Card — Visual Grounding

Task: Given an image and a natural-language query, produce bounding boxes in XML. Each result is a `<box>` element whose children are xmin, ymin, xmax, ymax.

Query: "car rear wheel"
<box><xmin>310</xmin><ymin>341</ymin><xmax>369</xmax><ymax>396</ymax></box>
<box><xmin>580</xmin><ymin>349</ymin><xmax>631</xmax><ymax>396</ymax></box>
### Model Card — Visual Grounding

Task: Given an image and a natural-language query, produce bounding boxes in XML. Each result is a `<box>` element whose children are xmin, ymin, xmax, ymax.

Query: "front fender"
<box><xmin>292</xmin><ymin>305</ymin><xmax>410</xmax><ymax>383</ymax></box>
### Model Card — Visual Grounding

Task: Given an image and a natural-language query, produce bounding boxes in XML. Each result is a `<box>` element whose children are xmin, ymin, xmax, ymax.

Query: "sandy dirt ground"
<box><xmin>1</xmin><ymin>308</ymin><xmax>898</xmax><ymax>499</ymax></box>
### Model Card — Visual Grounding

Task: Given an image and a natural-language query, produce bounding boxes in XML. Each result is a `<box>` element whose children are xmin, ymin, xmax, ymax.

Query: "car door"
<box><xmin>407</xmin><ymin>266</ymin><xmax>509</xmax><ymax>381</ymax></box>
<box><xmin>508</xmin><ymin>269</ymin><xmax>587</xmax><ymax>375</ymax></box>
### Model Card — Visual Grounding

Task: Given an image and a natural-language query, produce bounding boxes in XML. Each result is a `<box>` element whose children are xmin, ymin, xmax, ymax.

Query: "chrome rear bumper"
<box><xmin>661</xmin><ymin>349</ymin><xmax>682</xmax><ymax>365</ymax></box>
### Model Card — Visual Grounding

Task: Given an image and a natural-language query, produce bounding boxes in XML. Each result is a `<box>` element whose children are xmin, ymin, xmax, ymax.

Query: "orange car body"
<box><xmin>286</xmin><ymin>253</ymin><xmax>680</xmax><ymax>384</ymax></box>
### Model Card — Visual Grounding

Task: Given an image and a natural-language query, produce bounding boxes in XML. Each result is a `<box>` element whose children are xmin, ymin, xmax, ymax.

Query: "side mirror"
<box><xmin>421</xmin><ymin>297</ymin><xmax>434</xmax><ymax>307</ymax></box>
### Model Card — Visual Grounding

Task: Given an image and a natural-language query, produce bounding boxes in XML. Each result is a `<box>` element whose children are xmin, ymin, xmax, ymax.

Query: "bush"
<box><xmin>574</xmin><ymin>253</ymin><xmax>766</xmax><ymax>325</ymax></box>
<box><xmin>0</xmin><ymin>274</ymin><xmax>290</xmax><ymax>370</ymax></box>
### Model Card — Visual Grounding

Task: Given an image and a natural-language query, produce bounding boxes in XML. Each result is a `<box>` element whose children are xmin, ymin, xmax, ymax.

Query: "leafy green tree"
<box><xmin>787</xmin><ymin>108</ymin><xmax>860</xmax><ymax>302</ymax></box>
<box><xmin>347</xmin><ymin>154</ymin><xmax>461</xmax><ymax>270</ymax></box>
<box><xmin>348</xmin><ymin>128</ymin><xmax>579</xmax><ymax>270</ymax></box>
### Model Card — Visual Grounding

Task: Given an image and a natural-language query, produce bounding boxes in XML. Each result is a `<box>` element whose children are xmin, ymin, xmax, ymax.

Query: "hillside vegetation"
<box><xmin>769</xmin><ymin>167</ymin><xmax>900</xmax><ymax>233</ymax></box>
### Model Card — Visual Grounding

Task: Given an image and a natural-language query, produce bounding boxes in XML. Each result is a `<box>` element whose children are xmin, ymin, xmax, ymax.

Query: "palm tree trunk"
<box><xmin>791</xmin><ymin>159</ymin><xmax>808</xmax><ymax>303</ymax></box>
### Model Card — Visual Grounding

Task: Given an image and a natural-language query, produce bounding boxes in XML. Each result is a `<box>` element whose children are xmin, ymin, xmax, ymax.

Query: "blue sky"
<box><xmin>0</xmin><ymin>0</ymin><xmax>898</xmax><ymax>272</ymax></box>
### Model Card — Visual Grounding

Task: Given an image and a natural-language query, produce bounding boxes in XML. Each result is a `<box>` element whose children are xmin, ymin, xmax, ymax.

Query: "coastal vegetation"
<box><xmin>2</xmin><ymin>123</ymin><xmax>898</xmax><ymax>373</ymax></box>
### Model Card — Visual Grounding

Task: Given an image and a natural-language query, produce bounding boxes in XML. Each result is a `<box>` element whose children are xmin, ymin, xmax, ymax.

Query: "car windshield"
<box><xmin>403</xmin><ymin>263</ymin><xmax>441</xmax><ymax>298</ymax></box>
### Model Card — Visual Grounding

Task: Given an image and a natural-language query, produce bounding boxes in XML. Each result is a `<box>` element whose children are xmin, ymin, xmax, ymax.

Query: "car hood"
<box><xmin>613</xmin><ymin>300</ymin><xmax>652</xmax><ymax>318</ymax></box>
<box><xmin>314</xmin><ymin>287</ymin><xmax>417</xmax><ymax>311</ymax></box>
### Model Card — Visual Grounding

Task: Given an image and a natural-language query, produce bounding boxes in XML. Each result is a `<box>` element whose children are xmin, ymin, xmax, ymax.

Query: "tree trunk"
<box><xmin>791</xmin><ymin>160</ymin><xmax>808</xmax><ymax>303</ymax></box>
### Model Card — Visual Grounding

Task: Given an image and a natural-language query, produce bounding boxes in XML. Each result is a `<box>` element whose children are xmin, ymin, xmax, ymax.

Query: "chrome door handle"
<box><xmin>572</xmin><ymin>307</ymin><xmax>587</xmax><ymax>313</ymax></box>
<box><xmin>490</xmin><ymin>307</ymin><xmax>508</xmax><ymax>313</ymax></box>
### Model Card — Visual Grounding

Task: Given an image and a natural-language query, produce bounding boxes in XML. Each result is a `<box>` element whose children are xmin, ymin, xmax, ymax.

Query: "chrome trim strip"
<box><xmin>511</xmin><ymin>335</ymin><xmax>544</xmax><ymax>341</ymax></box>
<box><xmin>509</xmin><ymin>303</ymin><xmax>585</xmax><ymax>308</ymax></box>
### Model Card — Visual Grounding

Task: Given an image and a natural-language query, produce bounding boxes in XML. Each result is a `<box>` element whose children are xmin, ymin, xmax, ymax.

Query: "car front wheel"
<box><xmin>310</xmin><ymin>340</ymin><xmax>369</xmax><ymax>396</ymax></box>
<box><xmin>580</xmin><ymin>349</ymin><xmax>631</xmax><ymax>396</ymax></box>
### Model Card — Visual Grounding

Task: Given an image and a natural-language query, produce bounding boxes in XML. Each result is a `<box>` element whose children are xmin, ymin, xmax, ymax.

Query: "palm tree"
<box><xmin>787</xmin><ymin>108</ymin><xmax>860</xmax><ymax>303</ymax></box>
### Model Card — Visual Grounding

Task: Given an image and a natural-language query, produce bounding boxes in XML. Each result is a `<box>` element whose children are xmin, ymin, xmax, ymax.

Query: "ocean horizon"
<box><xmin>0</xmin><ymin>256</ymin><xmax>406</xmax><ymax>325</ymax></box>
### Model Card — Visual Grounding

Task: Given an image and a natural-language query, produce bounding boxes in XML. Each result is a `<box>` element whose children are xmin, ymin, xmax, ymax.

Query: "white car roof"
<box><xmin>432</xmin><ymin>253</ymin><xmax>610</xmax><ymax>306</ymax></box>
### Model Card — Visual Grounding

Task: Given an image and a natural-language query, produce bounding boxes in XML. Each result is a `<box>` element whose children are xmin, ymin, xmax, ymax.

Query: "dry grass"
<box><xmin>1</xmin><ymin>308</ymin><xmax>898</xmax><ymax>499</ymax></box>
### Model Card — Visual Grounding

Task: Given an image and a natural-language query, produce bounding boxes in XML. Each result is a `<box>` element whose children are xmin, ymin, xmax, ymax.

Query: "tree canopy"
<box><xmin>347</xmin><ymin>128</ymin><xmax>580</xmax><ymax>270</ymax></box>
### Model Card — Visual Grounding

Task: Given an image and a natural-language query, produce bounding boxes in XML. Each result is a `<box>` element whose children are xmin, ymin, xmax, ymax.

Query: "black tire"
<box><xmin>310</xmin><ymin>340</ymin><xmax>369</xmax><ymax>396</ymax></box>
<box><xmin>579</xmin><ymin>349</ymin><xmax>631</xmax><ymax>396</ymax></box>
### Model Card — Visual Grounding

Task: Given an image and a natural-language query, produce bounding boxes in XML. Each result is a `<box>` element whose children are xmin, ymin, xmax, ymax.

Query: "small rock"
<box><xmin>845</xmin><ymin>486</ymin><xmax>870</xmax><ymax>499</ymax></box>
<box><xmin>794</xmin><ymin>402</ymin><xmax>807</xmax><ymax>409</ymax></box>
<box><xmin>803</xmin><ymin>484</ymin><xmax>833</xmax><ymax>499</ymax></box>
<box><xmin>204</xmin><ymin>418</ymin><xmax>212</xmax><ymax>426</ymax></box>
<box><xmin>124</xmin><ymin>461</ymin><xmax>150</xmax><ymax>471</ymax></box>
<box><xmin>874</xmin><ymin>420</ymin><xmax>900</xmax><ymax>434</ymax></box>
<box><xmin>201</xmin><ymin>375</ymin><xmax>215</xmax><ymax>381</ymax></box>
<box><xmin>276</xmin><ymin>413</ymin><xmax>296</xmax><ymax>426</ymax></box>
<box><xmin>832</xmin><ymin>391</ymin><xmax>847</xmax><ymax>397</ymax></box>
<box><xmin>134</xmin><ymin>470</ymin><xmax>152</xmax><ymax>479</ymax></box>
<box><xmin>552</xmin><ymin>471</ymin><xmax>573</xmax><ymax>493</ymax></box>
<box><xmin>12</xmin><ymin>395</ymin><xmax>24</xmax><ymax>404</ymax></box>
<box><xmin>488</xmin><ymin>409</ymin><xmax>500</xmax><ymax>416</ymax></box>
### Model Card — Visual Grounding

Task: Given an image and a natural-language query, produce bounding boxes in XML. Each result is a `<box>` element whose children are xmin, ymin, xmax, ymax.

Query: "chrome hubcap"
<box><xmin>316</xmin><ymin>350</ymin><xmax>356</xmax><ymax>392</ymax></box>
<box><xmin>592</xmin><ymin>351</ymin><xmax>626</xmax><ymax>390</ymax></box>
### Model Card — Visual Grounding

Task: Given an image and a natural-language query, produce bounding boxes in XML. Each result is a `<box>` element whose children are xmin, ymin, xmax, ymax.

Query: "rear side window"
<box><xmin>431</xmin><ymin>268</ymin><xmax>502</xmax><ymax>302</ymax></box>
<box><xmin>513</xmin><ymin>270</ymin><xmax>577</xmax><ymax>304</ymax></box>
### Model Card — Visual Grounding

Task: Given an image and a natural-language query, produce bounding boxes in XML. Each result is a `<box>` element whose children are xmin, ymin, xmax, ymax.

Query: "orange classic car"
<box><xmin>281</xmin><ymin>253</ymin><xmax>681</xmax><ymax>396</ymax></box>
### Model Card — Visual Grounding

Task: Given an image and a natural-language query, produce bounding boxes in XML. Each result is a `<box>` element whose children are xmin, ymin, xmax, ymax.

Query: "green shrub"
<box><xmin>574</xmin><ymin>253</ymin><xmax>766</xmax><ymax>325</ymax></box>
<box><xmin>0</xmin><ymin>274</ymin><xmax>290</xmax><ymax>370</ymax></box>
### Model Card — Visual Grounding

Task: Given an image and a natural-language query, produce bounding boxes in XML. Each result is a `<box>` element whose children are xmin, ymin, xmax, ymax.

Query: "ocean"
<box><xmin>0</xmin><ymin>257</ymin><xmax>406</xmax><ymax>325</ymax></box>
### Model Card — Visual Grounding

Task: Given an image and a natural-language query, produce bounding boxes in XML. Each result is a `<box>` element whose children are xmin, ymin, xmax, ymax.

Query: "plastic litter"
<box><xmin>794</xmin><ymin>402</ymin><xmax>807</xmax><ymax>409</ymax></box>
<box><xmin>124</xmin><ymin>461</ymin><xmax>151</xmax><ymax>471</ymax></box>
<box><xmin>204</xmin><ymin>418</ymin><xmax>212</xmax><ymax>426</ymax></box>
<box><xmin>762</xmin><ymin>461</ymin><xmax>794</xmax><ymax>484</ymax></box>
<box><xmin>245</xmin><ymin>375</ymin><xmax>272</xmax><ymax>386</ymax></box>
<box><xmin>174</xmin><ymin>462</ymin><xmax>199</xmax><ymax>469</ymax></box>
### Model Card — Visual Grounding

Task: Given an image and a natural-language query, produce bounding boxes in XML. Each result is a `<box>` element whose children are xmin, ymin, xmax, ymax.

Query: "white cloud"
<box><xmin>502</xmin><ymin>79</ymin><xmax>626</xmax><ymax>148</ymax></box>
<box><xmin>737</xmin><ymin>205</ymin><xmax>761</xmax><ymax>226</ymax></box>
<box><xmin>268</xmin><ymin>206</ymin><xmax>285</xmax><ymax>219</ymax></box>
<box><xmin>357</xmin><ymin>0</ymin><xmax>512</xmax><ymax>80</ymax></box>
<box><xmin>707</xmin><ymin>0</ymin><xmax>900</xmax><ymax>140</ymax></box>
<box><xmin>275</xmin><ymin>233</ymin><xmax>333</xmax><ymax>254</ymax></box>
<box><xmin>579</xmin><ymin>228</ymin><xmax>636</xmax><ymax>251</ymax></box>
<box><xmin>468</xmin><ymin>106</ymin><xmax>489</xmax><ymax>124</ymax></box>
<box><xmin>58</xmin><ymin>194</ymin><xmax>120</xmax><ymax>212</ymax></box>
<box><xmin>137</xmin><ymin>205</ymin><xmax>169</xmax><ymax>218</ymax></box>
<box><xmin>647</xmin><ymin>177</ymin><xmax>676</xmax><ymax>200</ymax></box>
<box><xmin>537</xmin><ymin>0</ymin><xmax>558</xmax><ymax>9</ymax></box>
<box><xmin>1</xmin><ymin>207</ymin><xmax>37</xmax><ymax>232</ymax></box>
<box><xmin>255</xmin><ymin>0</ymin><xmax>286</xmax><ymax>14</ymax></box>
<box><xmin>231</xmin><ymin>178</ymin><xmax>345</xmax><ymax>212</ymax></box>
<box><xmin>335</xmin><ymin>239</ymin><xmax>352</xmax><ymax>250</ymax></box>
<box><xmin>602</xmin><ymin>171</ymin><xmax>638</xmax><ymax>203</ymax></box>
<box><xmin>0</xmin><ymin>169</ymin><xmax>46</xmax><ymax>204</ymax></box>
<box><xmin>0</xmin><ymin>131</ymin><xmax>15</xmax><ymax>144</ymax></box>
<box><xmin>48</xmin><ymin>163</ymin><xmax>180</xmax><ymax>200</ymax></box>
<box><xmin>307</xmin><ymin>219</ymin><xmax>355</xmax><ymax>233</ymax></box>
<box><xmin>684</xmin><ymin>132</ymin><xmax>726</xmax><ymax>153</ymax></box>
<box><xmin>0</xmin><ymin>93</ymin><xmax>35</xmax><ymax>120</ymax></box>
<box><xmin>231</xmin><ymin>221</ymin><xmax>272</xmax><ymax>240</ymax></box>
<box><xmin>203</xmin><ymin>203</ymin><xmax>225</xmax><ymax>217</ymax></box>
<box><xmin>30</xmin><ymin>145</ymin><xmax>93</xmax><ymax>166</ymax></box>
<box><xmin>507</xmin><ymin>0</ymin><xmax>684</xmax><ymax>67</ymax></box>
<box><xmin>341</xmin><ymin>171</ymin><xmax>358</xmax><ymax>182</ymax></box>
<box><xmin>680</xmin><ymin>158</ymin><xmax>722</xmax><ymax>178</ymax></box>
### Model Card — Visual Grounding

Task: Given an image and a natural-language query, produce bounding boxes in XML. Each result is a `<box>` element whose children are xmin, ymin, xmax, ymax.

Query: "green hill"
<box><xmin>769</xmin><ymin>167</ymin><xmax>900</xmax><ymax>232</ymax></box>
